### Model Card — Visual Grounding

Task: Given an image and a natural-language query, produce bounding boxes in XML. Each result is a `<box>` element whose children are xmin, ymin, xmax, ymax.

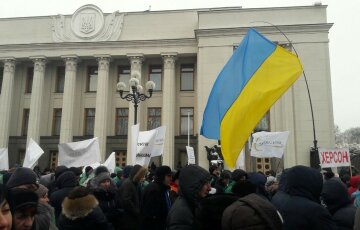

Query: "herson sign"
<box><xmin>318</xmin><ymin>148</ymin><xmax>350</xmax><ymax>168</ymax></box>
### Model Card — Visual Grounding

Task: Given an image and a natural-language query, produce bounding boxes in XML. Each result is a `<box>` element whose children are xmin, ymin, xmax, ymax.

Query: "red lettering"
<box><xmin>329</xmin><ymin>152</ymin><xmax>334</xmax><ymax>163</ymax></box>
<box><xmin>343</xmin><ymin>151</ymin><xmax>349</xmax><ymax>162</ymax></box>
<box><xmin>320</xmin><ymin>152</ymin><xmax>326</xmax><ymax>164</ymax></box>
<box><xmin>334</xmin><ymin>152</ymin><xmax>338</xmax><ymax>163</ymax></box>
<box><xmin>325</xmin><ymin>152</ymin><xmax>330</xmax><ymax>164</ymax></box>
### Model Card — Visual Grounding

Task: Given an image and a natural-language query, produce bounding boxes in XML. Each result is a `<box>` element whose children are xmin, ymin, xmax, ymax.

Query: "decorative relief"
<box><xmin>162</xmin><ymin>55</ymin><xmax>177</xmax><ymax>69</ymax></box>
<box><xmin>51</xmin><ymin>4</ymin><xmax>124</xmax><ymax>42</ymax></box>
<box><xmin>128</xmin><ymin>56</ymin><xmax>144</xmax><ymax>72</ymax></box>
<box><xmin>96</xmin><ymin>57</ymin><xmax>111</xmax><ymax>71</ymax></box>
<box><xmin>63</xmin><ymin>57</ymin><xmax>78</xmax><ymax>72</ymax></box>
<box><xmin>32</xmin><ymin>58</ymin><xmax>46</xmax><ymax>73</ymax></box>
<box><xmin>3</xmin><ymin>59</ymin><xmax>16</xmax><ymax>74</ymax></box>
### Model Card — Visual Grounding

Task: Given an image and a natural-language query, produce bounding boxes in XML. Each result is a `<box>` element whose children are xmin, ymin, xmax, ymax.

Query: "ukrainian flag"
<box><xmin>200</xmin><ymin>28</ymin><xmax>303</xmax><ymax>169</ymax></box>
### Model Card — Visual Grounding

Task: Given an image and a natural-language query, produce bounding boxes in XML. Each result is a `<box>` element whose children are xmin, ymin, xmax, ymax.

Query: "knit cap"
<box><xmin>6</xmin><ymin>167</ymin><xmax>39</xmax><ymax>189</ymax></box>
<box><xmin>35</xmin><ymin>184</ymin><xmax>48</xmax><ymax>198</ymax></box>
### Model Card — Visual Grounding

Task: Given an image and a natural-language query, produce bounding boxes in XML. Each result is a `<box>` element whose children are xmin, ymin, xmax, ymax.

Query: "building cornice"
<box><xmin>195</xmin><ymin>23</ymin><xmax>333</xmax><ymax>39</ymax></box>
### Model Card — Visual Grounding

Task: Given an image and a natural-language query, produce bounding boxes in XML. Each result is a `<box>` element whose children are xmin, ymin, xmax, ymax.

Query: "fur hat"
<box><xmin>6</xmin><ymin>167</ymin><xmax>39</xmax><ymax>189</ymax></box>
<box><xmin>94</xmin><ymin>166</ymin><xmax>109</xmax><ymax>177</ymax></box>
<box><xmin>95</xmin><ymin>172</ymin><xmax>111</xmax><ymax>185</ymax></box>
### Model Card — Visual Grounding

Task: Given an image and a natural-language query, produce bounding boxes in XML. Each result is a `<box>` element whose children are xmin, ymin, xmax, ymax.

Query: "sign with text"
<box><xmin>151</xmin><ymin>126</ymin><xmax>166</xmax><ymax>157</ymax></box>
<box><xmin>318</xmin><ymin>148</ymin><xmax>350</xmax><ymax>168</ymax></box>
<box><xmin>135</xmin><ymin>129</ymin><xmax>158</xmax><ymax>166</ymax></box>
<box><xmin>186</xmin><ymin>146</ymin><xmax>196</xmax><ymax>165</ymax></box>
<box><xmin>250</xmin><ymin>131</ymin><xmax>289</xmax><ymax>158</ymax></box>
<box><xmin>58</xmin><ymin>137</ymin><xmax>101</xmax><ymax>167</ymax></box>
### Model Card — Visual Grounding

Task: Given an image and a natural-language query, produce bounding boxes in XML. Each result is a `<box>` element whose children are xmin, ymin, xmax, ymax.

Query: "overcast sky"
<box><xmin>1</xmin><ymin>0</ymin><xmax>358</xmax><ymax>132</ymax></box>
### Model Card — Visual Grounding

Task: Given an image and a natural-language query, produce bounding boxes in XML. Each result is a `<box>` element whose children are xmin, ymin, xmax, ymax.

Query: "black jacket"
<box><xmin>321</xmin><ymin>178</ymin><xmax>356</xmax><ymax>230</ymax></box>
<box><xmin>49</xmin><ymin>171</ymin><xmax>78</xmax><ymax>223</ymax></box>
<box><xmin>166</xmin><ymin>165</ymin><xmax>210</xmax><ymax>230</ymax></box>
<box><xmin>273</xmin><ymin>165</ymin><xmax>336</xmax><ymax>230</ymax></box>
<box><xmin>58</xmin><ymin>193</ymin><xmax>112</xmax><ymax>230</ymax></box>
<box><xmin>140</xmin><ymin>182</ymin><xmax>171</xmax><ymax>230</ymax></box>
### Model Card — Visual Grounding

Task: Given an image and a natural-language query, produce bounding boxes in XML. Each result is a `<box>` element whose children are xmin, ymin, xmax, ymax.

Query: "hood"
<box><xmin>231</xmin><ymin>169</ymin><xmax>247</xmax><ymax>182</ymax></box>
<box><xmin>321</xmin><ymin>178</ymin><xmax>351</xmax><ymax>214</ymax></box>
<box><xmin>130</xmin><ymin>165</ymin><xmax>147</xmax><ymax>183</ymax></box>
<box><xmin>285</xmin><ymin>165</ymin><xmax>323</xmax><ymax>203</ymax></box>
<box><xmin>277</xmin><ymin>169</ymin><xmax>289</xmax><ymax>192</ymax></box>
<box><xmin>179</xmin><ymin>165</ymin><xmax>211</xmax><ymax>206</ymax></box>
<box><xmin>56</xmin><ymin>171</ymin><xmax>78</xmax><ymax>189</ymax></box>
<box><xmin>349</xmin><ymin>175</ymin><xmax>360</xmax><ymax>188</ymax></box>
<box><xmin>62</xmin><ymin>193</ymin><xmax>98</xmax><ymax>220</ymax></box>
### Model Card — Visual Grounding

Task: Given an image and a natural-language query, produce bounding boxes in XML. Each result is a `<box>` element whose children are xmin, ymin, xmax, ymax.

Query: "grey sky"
<box><xmin>1</xmin><ymin>0</ymin><xmax>358</xmax><ymax>131</ymax></box>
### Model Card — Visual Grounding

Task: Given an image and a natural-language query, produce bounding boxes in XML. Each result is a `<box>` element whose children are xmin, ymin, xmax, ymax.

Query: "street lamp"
<box><xmin>116</xmin><ymin>72</ymin><xmax>155</xmax><ymax>125</ymax></box>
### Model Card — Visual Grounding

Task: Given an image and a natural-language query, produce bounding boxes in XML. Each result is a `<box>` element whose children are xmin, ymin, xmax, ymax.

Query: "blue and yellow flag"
<box><xmin>200</xmin><ymin>28</ymin><xmax>303</xmax><ymax>169</ymax></box>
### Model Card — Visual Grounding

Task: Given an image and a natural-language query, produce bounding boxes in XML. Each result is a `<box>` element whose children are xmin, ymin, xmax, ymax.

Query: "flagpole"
<box><xmin>187</xmin><ymin>109</ymin><xmax>190</xmax><ymax>147</ymax></box>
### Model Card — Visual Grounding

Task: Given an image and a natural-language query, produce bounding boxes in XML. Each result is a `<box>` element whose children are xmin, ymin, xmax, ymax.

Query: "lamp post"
<box><xmin>116</xmin><ymin>73</ymin><xmax>155</xmax><ymax>125</ymax></box>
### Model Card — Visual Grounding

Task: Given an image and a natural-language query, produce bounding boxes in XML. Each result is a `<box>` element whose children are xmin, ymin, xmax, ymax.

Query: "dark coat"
<box><xmin>273</xmin><ymin>165</ymin><xmax>336</xmax><ymax>230</ymax></box>
<box><xmin>58</xmin><ymin>192</ymin><xmax>112</xmax><ymax>230</ymax></box>
<box><xmin>166</xmin><ymin>165</ymin><xmax>210</xmax><ymax>230</ymax></box>
<box><xmin>115</xmin><ymin>165</ymin><xmax>147</xmax><ymax>230</ymax></box>
<box><xmin>321</xmin><ymin>178</ymin><xmax>356</xmax><ymax>230</ymax></box>
<box><xmin>49</xmin><ymin>171</ymin><xmax>78</xmax><ymax>222</ymax></box>
<box><xmin>140</xmin><ymin>182</ymin><xmax>171</xmax><ymax>230</ymax></box>
<box><xmin>222</xmin><ymin>193</ymin><xmax>283</xmax><ymax>230</ymax></box>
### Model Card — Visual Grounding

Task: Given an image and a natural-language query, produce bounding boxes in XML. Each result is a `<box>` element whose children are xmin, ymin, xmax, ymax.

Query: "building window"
<box><xmin>52</xmin><ymin>109</ymin><xmax>62</xmax><ymax>136</ymax></box>
<box><xmin>84</xmin><ymin>108</ymin><xmax>95</xmax><ymax>135</ymax></box>
<box><xmin>0</xmin><ymin>67</ymin><xmax>3</xmax><ymax>94</ymax></box>
<box><xmin>180</xmin><ymin>108</ymin><xmax>194</xmax><ymax>135</ymax></box>
<box><xmin>49</xmin><ymin>151</ymin><xmax>58</xmax><ymax>170</ymax></box>
<box><xmin>22</xmin><ymin>109</ymin><xmax>30</xmax><ymax>136</ymax></box>
<box><xmin>87</xmin><ymin>66</ymin><xmax>98</xmax><ymax>92</ymax></box>
<box><xmin>115</xmin><ymin>151</ymin><xmax>127</xmax><ymax>167</ymax></box>
<box><xmin>180</xmin><ymin>64</ymin><xmax>194</xmax><ymax>91</ymax></box>
<box><xmin>55</xmin><ymin>66</ymin><xmax>65</xmax><ymax>93</ymax></box>
<box><xmin>149</xmin><ymin>65</ymin><xmax>162</xmax><ymax>91</ymax></box>
<box><xmin>115</xmin><ymin>108</ymin><xmax>129</xmax><ymax>135</ymax></box>
<box><xmin>148</xmin><ymin>108</ymin><xmax>161</xmax><ymax>130</ymax></box>
<box><xmin>118</xmin><ymin>66</ymin><xmax>130</xmax><ymax>91</ymax></box>
<box><xmin>25</xmin><ymin>67</ymin><xmax>33</xmax><ymax>93</ymax></box>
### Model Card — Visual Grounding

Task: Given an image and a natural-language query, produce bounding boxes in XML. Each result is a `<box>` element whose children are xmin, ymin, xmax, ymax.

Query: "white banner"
<box><xmin>151</xmin><ymin>126</ymin><xmax>166</xmax><ymax>157</ymax></box>
<box><xmin>131</xmin><ymin>124</ymin><xmax>140</xmax><ymax>165</ymax></box>
<box><xmin>103</xmin><ymin>152</ymin><xmax>116</xmax><ymax>173</ymax></box>
<box><xmin>186</xmin><ymin>146</ymin><xmax>196</xmax><ymax>165</ymax></box>
<box><xmin>319</xmin><ymin>148</ymin><xmax>351</xmax><ymax>168</ymax></box>
<box><xmin>135</xmin><ymin>129</ymin><xmax>157</xmax><ymax>166</ymax></box>
<box><xmin>58</xmin><ymin>137</ymin><xmax>101</xmax><ymax>167</ymax></box>
<box><xmin>23</xmin><ymin>138</ymin><xmax>44</xmax><ymax>169</ymax></box>
<box><xmin>250</xmin><ymin>131</ymin><xmax>289</xmax><ymax>158</ymax></box>
<box><xmin>0</xmin><ymin>148</ymin><xmax>9</xmax><ymax>170</ymax></box>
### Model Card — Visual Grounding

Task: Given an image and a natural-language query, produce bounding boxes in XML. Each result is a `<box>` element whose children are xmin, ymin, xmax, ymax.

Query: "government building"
<box><xmin>0</xmin><ymin>4</ymin><xmax>335</xmax><ymax>171</ymax></box>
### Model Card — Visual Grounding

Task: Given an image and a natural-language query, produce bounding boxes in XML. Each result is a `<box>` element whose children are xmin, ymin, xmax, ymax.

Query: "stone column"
<box><xmin>94</xmin><ymin>55</ymin><xmax>111</xmax><ymax>162</ymax></box>
<box><xmin>0</xmin><ymin>58</ymin><xmax>16</xmax><ymax>148</ymax></box>
<box><xmin>126</xmin><ymin>54</ymin><xmax>144</xmax><ymax>165</ymax></box>
<box><xmin>161</xmin><ymin>53</ymin><xmax>177</xmax><ymax>168</ymax></box>
<box><xmin>59</xmin><ymin>56</ymin><xmax>78</xmax><ymax>144</ymax></box>
<box><xmin>27</xmin><ymin>57</ymin><xmax>47</xmax><ymax>146</ymax></box>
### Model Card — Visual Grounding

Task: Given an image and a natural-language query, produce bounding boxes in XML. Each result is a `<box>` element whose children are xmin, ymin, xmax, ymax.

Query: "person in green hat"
<box><xmin>112</xmin><ymin>167</ymin><xmax>123</xmax><ymax>188</ymax></box>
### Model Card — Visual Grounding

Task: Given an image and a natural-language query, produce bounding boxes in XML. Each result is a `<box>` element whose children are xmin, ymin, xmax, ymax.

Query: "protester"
<box><xmin>214</xmin><ymin>170</ymin><xmax>231</xmax><ymax>194</ymax></box>
<box><xmin>225</xmin><ymin>169</ymin><xmax>247</xmax><ymax>193</ymax></box>
<box><xmin>79</xmin><ymin>166</ymin><xmax>93</xmax><ymax>186</ymax></box>
<box><xmin>321</xmin><ymin>178</ymin><xmax>356</xmax><ymax>230</ymax></box>
<box><xmin>209</xmin><ymin>165</ymin><xmax>220</xmax><ymax>187</ymax></box>
<box><xmin>34</xmin><ymin>184</ymin><xmax>57</xmax><ymax>230</ymax></box>
<box><xmin>90</xmin><ymin>168</ymin><xmax>119</xmax><ymax>226</ymax></box>
<box><xmin>6</xmin><ymin>167</ymin><xmax>39</xmax><ymax>191</ymax></box>
<box><xmin>48</xmin><ymin>166</ymin><xmax>69</xmax><ymax>196</ymax></box>
<box><xmin>0</xmin><ymin>184</ymin><xmax>12</xmax><ymax>230</ymax></box>
<box><xmin>348</xmin><ymin>175</ymin><xmax>360</xmax><ymax>197</ymax></box>
<box><xmin>69</xmin><ymin>167</ymin><xmax>82</xmax><ymax>184</ymax></box>
<box><xmin>115</xmin><ymin>164</ymin><xmax>147</xmax><ymax>230</ymax></box>
<box><xmin>49</xmin><ymin>171</ymin><xmax>78</xmax><ymax>224</ymax></box>
<box><xmin>169</xmin><ymin>170</ymin><xmax>180</xmax><ymax>203</ymax></box>
<box><xmin>167</xmin><ymin>165</ymin><xmax>211</xmax><ymax>230</ymax></box>
<box><xmin>141</xmin><ymin>166</ymin><xmax>172</xmax><ymax>230</ymax></box>
<box><xmin>247</xmin><ymin>172</ymin><xmax>268</xmax><ymax>199</ymax></box>
<box><xmin>222</xmin><ymin>193</ymin><xmax>283</xmax><ymax>230</ymax></box>
<box><xmin>8</xmin><ymin>188</ymin><xmax>38</xmax><ymax>230</ymax></box>
<box><xmin>265</xmin><ymin>176</ymin><xmax>278</xmax><ymax>199</ymax></box>
<box><xmin>112</xmin><ymin>167</ymin><xmax>123</xmax><ymax>188</ymax></box>
<box><xmin>355</xmin><ymin>206</ymin><xmax>360</xmax><ymax>230</ymax></box>
<box><xmin>273</xmin><ymin>165</ymin><xmax>336</xmax><ymax>230</ymax></box>
<box><xmin>58</xmin><ymin>186</ymin><xmax>112</xmax><ymax>230</ymax></box>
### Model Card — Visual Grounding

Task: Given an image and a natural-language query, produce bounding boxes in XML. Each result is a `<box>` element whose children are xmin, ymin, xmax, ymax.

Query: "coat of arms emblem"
<box><xmin>80</xmin><ymin>13</ymin><xmax>95</xmax><ymax>34</ymax></box>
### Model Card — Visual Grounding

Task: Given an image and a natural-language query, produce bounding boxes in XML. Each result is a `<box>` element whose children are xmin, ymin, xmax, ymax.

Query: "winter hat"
<box><xmin>114</xmin><ymin>167</ymin><xmax>123</xmax><ymax>174</ymax></box>
<box><xmin>69</xmin><ymin>167</ymin><xmax>82</xmax><ymax>176</ymax></box>
<box><xmin>7</xmin><ymin>188</ymin><xmax>38</xmax><ymax>212</ymax></box>
<box><xmin>155</xmin><ymin>166</ymin><xmax>172</xmax><ymax>183</ymax></box>
<box><xmin>130</xmin><ymin>165</ymin><xmax>147</xmax><ymax>182</ymax></box>
<box><xmin>123</xmin><ymin>165</ymin><xmax>133</xmax><ymax>179</ymax></box>
<box><xmin>6</xmin><ymin>167</ymin><xmax>39</xmax><ymax>189</ymax></box>
<box><xmin>85</xmin><ymin>166</ymin><xmax>93</xmax><ymax>174</ymax></box>
<box><xmin>35</xmin><ymin>184</ymin><xmax>48</xmax><ymax>198</ymax></box>
<box><xmin>95</xmin><ymin>172</ymin><xmax>111</xmax><ymax>185</ymax></box>
<box><xmin>55</xmin><ymin>165</ymin><xmax>69</xmax><ymax>179</ymax></box>
<box><xmin>231</xmin><ymin>169</ymin><xmax>247</xmax><ymax>182</ymax></box>
<box><xmin>94</xmin><ymin>166</ymin><xmax>109</xmax><ymax>177</ymax></box>
<box><xmin>232</xmin><ymin>180</ymin><xmax>257</xmax><ymax>197</ymax></box>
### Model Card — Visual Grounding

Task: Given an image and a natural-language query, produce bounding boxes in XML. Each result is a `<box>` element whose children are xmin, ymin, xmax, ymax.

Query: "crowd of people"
<box><xmin>0</xmin><ymin>163</ymin><xmax>360</xmax><ymax>230</ymax></box>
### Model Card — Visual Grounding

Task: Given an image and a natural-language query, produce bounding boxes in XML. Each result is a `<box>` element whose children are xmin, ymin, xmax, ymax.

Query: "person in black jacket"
<box><xmin>321</xmin><ymin>178</ymin><xmax>356</xmax><ymax>230</ymax></box>
<box><xmin>58</xmin><ymin>186</ymin><xmax>112</xmax><ymax>230</ymax></box>
<box><xmin>166</xmin><ymin>165</ymin><xmax>211</xmax><ymax>230</ymax></box>
<box><xmin>115</xmin><ymin>164</ymin><xmax>147</xmax><ymax>230</ymax></box>
<box><xmin>140</xmin><ymin>166</ymin><xmax>172</xmax><ymax>230</ymax></box>
<box><xmin>49</xmin><ymin>171</ymin><xmax>78</xmax><ymax>224</ymax></box>
<box><xmin>272</xmin><ymin>165</ymin><xmax>336</xmax><ymax>230</ymax></box>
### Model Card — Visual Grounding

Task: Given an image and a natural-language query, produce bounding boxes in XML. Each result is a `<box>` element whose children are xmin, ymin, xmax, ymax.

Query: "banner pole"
<box><xmin>350</xmin><ymin>166</ymin><xmax>353</xmax><ymax>177</ymax></box>
<box><xmin>187</xmin><ymin>110</ymin><xmax>190</xmax><ymax>147</ymax></box>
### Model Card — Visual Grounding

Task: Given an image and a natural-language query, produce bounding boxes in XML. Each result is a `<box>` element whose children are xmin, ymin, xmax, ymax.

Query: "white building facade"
<box><xmin>0</xmin><ymin>4</ymin><xmax>335</xmax><ymax>171</ymax></box>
